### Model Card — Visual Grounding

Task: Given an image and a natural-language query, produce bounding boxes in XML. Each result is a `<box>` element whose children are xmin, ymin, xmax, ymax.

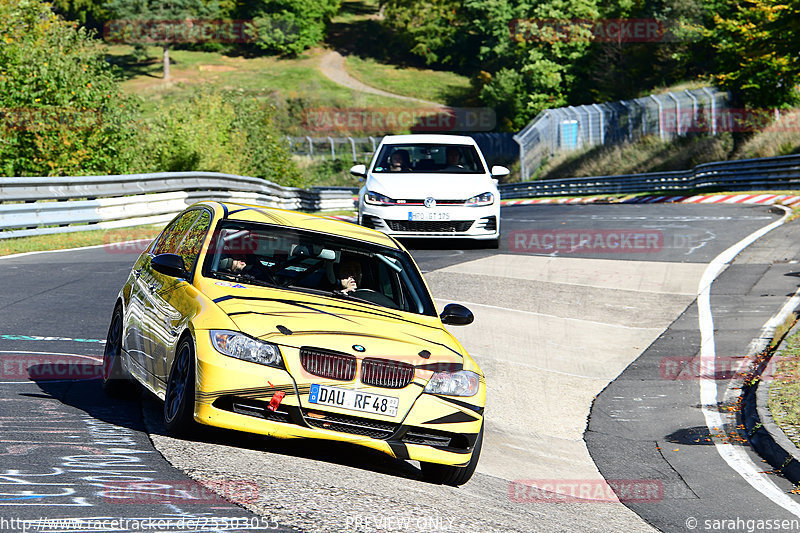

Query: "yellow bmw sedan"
<box><xmin>102</xmin><ymin>201</ymin><xmax>485</xmax><ymax>485</ymax></box>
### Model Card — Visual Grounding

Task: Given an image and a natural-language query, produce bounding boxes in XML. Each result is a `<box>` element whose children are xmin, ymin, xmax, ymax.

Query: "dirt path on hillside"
<box><xmin>318</xmin><ymin>50</ymin><xmax>445</xmax><ymax>108</ymax></box>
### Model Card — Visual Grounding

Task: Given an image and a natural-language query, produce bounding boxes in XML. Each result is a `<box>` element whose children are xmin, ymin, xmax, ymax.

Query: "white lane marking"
<box><xmin>0</xmin><ymin>239</ymin><xmax>152</xmax><ymax>261</ymax></box>
<box><xmin>435</xmin><ymin>299</ymin><xmax>662</xmax><ymax>330</ymax></box>
<box><xmin>698</xmin><ymin>205</ymin><xmax>800</xmax><ymax>516</ymax></box>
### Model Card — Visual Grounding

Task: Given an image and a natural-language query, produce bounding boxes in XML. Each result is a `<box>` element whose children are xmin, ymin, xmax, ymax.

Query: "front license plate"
<box><xmin>308</xmin><ymin>384</ymin><xmax>399</xmax><ymax>417</ymax></box>
<box><xmin>409</xmin><ymin>211</ymin><xmax>451</xmax><ymax>221</ymax></box>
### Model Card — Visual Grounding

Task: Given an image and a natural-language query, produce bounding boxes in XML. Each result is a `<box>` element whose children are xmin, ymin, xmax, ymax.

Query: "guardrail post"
<box><xmin>513</xmin><ymin>134</ymin><xmax>526</xmax><ymax>181</ymax></box>
<box><xmin>592</xmin><ymin>104</ymin><xmax>605</xmax><ymax>145</ymax></box>
<box><xmin>328</xmin><ymin>137</ymin><xmax>336</xmax><ymax>160</ymax></box>
<box><xmin>306</xmin><ymin>136</ymin><xmax>313</xmax><ymax>158</ymax></box>
<box><xmin>667</xmin><ymin>92</ymin><xmax>681</xmax><ymax>137</ymax></box>
<box><xmin>348</xmin><ymin>137</ymin><xmax>357</xmax><ymax>162</ymax></box>
<box><xmin>701</xmin><ymin>87</ymin><xmax>717</xmax><ymax>135</ymax></box>
<box><xmin>649</xmin><ymin>95</ymin><xmax>665</xmax><ymax>140</ymax></box>
<box><xmin>685</xmin><ymin>90</ymin><xmax>699</xmax><ymax>132</ymax></box>
<box><xmin>619</xmin><ymin>101</ymin><xmax>634</xmax><ymax>142</ymax></box>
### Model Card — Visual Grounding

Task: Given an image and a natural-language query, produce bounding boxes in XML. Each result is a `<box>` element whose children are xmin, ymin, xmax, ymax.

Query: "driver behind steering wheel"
<box><xmin>337</xmin><ymin>260</ymin><xmax>362</xmax><ymax>293</ymax></box>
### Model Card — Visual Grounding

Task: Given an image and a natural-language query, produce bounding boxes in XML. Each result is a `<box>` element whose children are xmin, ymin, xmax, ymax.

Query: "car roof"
<box><xmin>204</xmin><ymin>202</ymin><xmax>401</xmax><ymax>249</ymax></box>
<box><xmin>380</xmin><ymin>134</ymin><xmax>477</xmax><ymax>146</ymax></box>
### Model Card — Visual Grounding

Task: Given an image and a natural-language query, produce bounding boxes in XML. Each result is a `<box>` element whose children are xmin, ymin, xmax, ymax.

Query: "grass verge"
<box><xmin>0</xmin><ymin>225</ymin><xmax>165</xmax><ymax>257</ymax></box>
<box><xmin>768</xmin><ymin>326</ymin><xmax>800</xmax><ymax>448</ymax></box>
<box><xmin>344</xmin><ymin>55</ymin><xmax>471</xmax><ymax>105</ymax></box>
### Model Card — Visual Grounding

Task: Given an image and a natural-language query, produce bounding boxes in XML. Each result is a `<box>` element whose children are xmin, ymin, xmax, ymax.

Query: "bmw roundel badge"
<box><xmin>353</xmin><ymin>344</ymin><xmax>366</xmax><ymax>352</ymax></box>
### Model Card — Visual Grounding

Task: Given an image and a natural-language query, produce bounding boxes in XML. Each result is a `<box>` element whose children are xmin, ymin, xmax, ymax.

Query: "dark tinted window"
<box><xmin>203</xmin><ymin>222</ymin><xmax>436</xmax><ymax>316</ymax></box>
<box><xmin>373</xmin><ymin>143</ymin><xmax>486</xmax><ymax>173</ymax></box>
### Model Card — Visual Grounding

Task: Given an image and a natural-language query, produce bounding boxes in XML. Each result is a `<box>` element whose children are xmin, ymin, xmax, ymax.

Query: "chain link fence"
<box><xmin>287</xmin><ymin>133</ymin><xmax>519</xmax><ymax>167</ymax></box>
<box><xmin>513</xmin><ymin>88</ymin><xmax>730</xmax><ymax>181</ymax></box>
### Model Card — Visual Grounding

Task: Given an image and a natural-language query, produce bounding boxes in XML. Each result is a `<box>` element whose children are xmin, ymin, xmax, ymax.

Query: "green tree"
<box><xmin>51</xmin><ymin>0</ymin><xmax>108</xmax><ymax>32</ymax></box>
<box><xmin>383</xmin><ymin>0</ymin><xmax>599</xmax><ymax>130</ymax></box>
<box><xmin>711</xmin><ymin>0</ymin><xmax>800</xmax><ymax>110</ymax></box>
<box><xmin>104</xmin><ymin>0</ymin><xmax>221</xmax><ymax>79</ymax></box>
<box><xmin>240</xmin><ymin>0</ymin><xmax>340</xmax><ymax>55</ymax></box>
<box><xmin>0</xmin><ymin>0</ymin><xmax>141</xmax><ymax>176</ymax></box>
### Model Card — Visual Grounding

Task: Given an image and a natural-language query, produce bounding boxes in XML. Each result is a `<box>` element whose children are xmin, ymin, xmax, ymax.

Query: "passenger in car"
<box><xmin>388</xmin><ymin>149</ymin><xmax>412</xmax><ymax>172</ymax></box>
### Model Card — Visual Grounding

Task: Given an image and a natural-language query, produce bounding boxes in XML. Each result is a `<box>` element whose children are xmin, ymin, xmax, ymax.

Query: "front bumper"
<box><xmin>192</xmin><ymin>333</ymin><xmax>485</xmax><ymax>466</ymax></box>
<box><xmin>360</xmin><ymin>204</ymin><xmax>499</xmax><ymax>240</ymax></box>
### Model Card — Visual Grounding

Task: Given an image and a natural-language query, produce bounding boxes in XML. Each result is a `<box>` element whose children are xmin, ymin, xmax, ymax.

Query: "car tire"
<box><xmin>102</xmin><ymin>305</ymin><xmax>137</xmax><ymax>398</ymax></box>
<box><xmin>164</xmin><ymin>336</ymin><xmax>196</xmax><ymax>435</ymax></box>
<box><xmin>421</xmin><ymin>421</ymin><xmax>484</xmax><ymax>486</ymax></box>
<box><xmin>485</xmin><ymin>238</ymin><xmax>500</xmax><ymax>250</ymax></box>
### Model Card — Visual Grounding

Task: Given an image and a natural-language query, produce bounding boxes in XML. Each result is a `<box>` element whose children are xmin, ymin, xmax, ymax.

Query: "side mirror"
<box><xmin>151</xmin><ymin>253</ymin><xmax>188</xmax><ymax>279</ymax></box>
<box><xmin>350</xmin><ymin>164</ymin><xmax>367</xmax><ymax>177</ymax></box>
<box><xmin>440</xmin><ymin>303</ymin><xmax>474</xmax><ymax>326</ymax></box>
<box><xmin>491</xmin><ymin>165</ymin><xmax>510</xmax><ymax>179</ymax></box>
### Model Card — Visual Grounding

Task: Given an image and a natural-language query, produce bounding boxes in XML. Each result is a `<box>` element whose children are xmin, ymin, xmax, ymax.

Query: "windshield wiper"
<box><xmin>213</xmin><ymin>272</ymin><xmax>278</xmax><ymax>289</ymax></box>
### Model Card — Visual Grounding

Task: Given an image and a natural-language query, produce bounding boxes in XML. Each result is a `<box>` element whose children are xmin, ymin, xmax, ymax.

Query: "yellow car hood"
<box><xmin>203</xmin><ymin>280</ymin><xmax>465</xmax><ymax>367</ymax></box>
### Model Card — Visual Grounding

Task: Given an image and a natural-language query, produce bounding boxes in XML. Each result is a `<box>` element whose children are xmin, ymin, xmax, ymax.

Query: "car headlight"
<box><xmin>210</xmin><ymin>330</ymin><xmax>284</xmax><ymax>368</ymax></box>
<box><xmin>423</xmin><ymin>370</ymin><xmax>480</xmax><ymax>396</ymax></box>
<box><xmin>465</xmin><ymin>192</ymin><xmax>494</xmax><ymax>206</ymax></box>
<box><xmin>365</xmin><ymin>191</ymin><xmax>395</xmax><ymax>206</ymax></box>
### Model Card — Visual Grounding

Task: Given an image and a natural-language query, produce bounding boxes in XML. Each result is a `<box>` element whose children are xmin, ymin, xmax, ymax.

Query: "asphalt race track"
<box><xmin>1</xmin><ymin>203</ymin><xmax>799</xmax><ymax>532</ymax></box>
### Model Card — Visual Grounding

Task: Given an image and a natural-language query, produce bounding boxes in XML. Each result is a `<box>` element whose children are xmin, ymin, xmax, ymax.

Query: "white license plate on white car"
<box><xmin>308</xmin><ymin>384</ymin><xmax>399</xmax><ymax>417</ymax></box>
<box><xmin>408</xmin><ymin>211</ymin><xmax>450</xmax><ymax>221</ymax></box>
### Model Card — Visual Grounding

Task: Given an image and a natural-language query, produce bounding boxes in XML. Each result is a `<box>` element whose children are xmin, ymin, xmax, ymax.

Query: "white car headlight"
<box><xmin>365</xmin><ymin>191</ymin><xmax>395</xmax><ymax>205</ymax></box>
<box><xmin>423</xmin><ymin>370</ymin><xmax>480</xmax><ymax>396</ymax></box>
<box><xmin>465</xmin><ymin>192</ymin><xmax>494</xmax><ymax>206</ymax></box>
<box><xmin>210</xmin><ymin>330</ymin><xmax>283</xmax><ymax>368</ymax></box>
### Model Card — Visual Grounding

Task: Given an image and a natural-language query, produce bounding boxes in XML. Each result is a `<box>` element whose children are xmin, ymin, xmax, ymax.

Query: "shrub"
<box><xmin>0</xmin><ymin>0</ymin><xmax>141</xmax><ymax>176</ymax></box>
<box><xmin>142</xmin><ymin>90</ymin><xmax>303</xmax><ymax>187</ymax></box>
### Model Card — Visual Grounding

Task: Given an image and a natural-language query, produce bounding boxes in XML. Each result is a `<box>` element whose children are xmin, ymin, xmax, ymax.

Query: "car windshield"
<box><xmin>372</xmin><ymin>143</ymin><xmax>486</xmax><ymax>174</ymax></box>
<box><xmin>202</xmin><ymin>221</ymin><xmax>437</xmax><ymax>316</ymax></box>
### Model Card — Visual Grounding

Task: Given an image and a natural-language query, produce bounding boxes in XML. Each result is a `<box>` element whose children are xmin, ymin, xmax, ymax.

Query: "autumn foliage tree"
<box><xmin>711</xmin><ymin>0</ymin><xmax>800</xmax><ymax>110</ymax></box>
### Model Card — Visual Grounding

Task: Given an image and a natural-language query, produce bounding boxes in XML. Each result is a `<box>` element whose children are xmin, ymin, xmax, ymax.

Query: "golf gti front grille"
<box><xmin>360</xmin><ymin>358</ymin><xmax>415</xmax><ymax>389</ymax></box>
<box><xmin>385</xmin><ymin>220</ymin><xmax>474</xmax><ymax>233</ymax></box>
<box><xmin>300</xmin><ymin>347</ymin><xmax>357</xmax><ymax>381</ymax></box>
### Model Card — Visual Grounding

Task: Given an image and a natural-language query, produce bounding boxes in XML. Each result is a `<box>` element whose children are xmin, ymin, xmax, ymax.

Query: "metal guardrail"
<box><xmin>0</xmin><ymin>172</ymin><xmax>355</xmax><ymax>239</ymax></box>
<box><xmin>3</xmin><ymin>153</ymin><xmax>799</xmax><ymax>239</ymax></box>
<box><xmin>498</xmin><ymin>153</ymin><xmax>800</xmax><ymax>198</ymax></box>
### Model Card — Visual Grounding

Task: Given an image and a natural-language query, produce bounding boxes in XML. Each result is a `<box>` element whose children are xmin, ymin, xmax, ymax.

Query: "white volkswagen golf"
<box><xmin>351</xmin><ymin>134</ymin><xmax>508</xmax><ymax>247</ymax></box>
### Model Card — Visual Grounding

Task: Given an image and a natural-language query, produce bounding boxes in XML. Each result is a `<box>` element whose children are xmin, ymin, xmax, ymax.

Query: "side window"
<box><xmin>176</xmin><ymin>211</ymin><xmax>211</xmax><ymax>272</ymax></box>
<box><xmin>153</xmin><ymin>210</ymin><xmax>202</xmax><ymax>256</ymax></box>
